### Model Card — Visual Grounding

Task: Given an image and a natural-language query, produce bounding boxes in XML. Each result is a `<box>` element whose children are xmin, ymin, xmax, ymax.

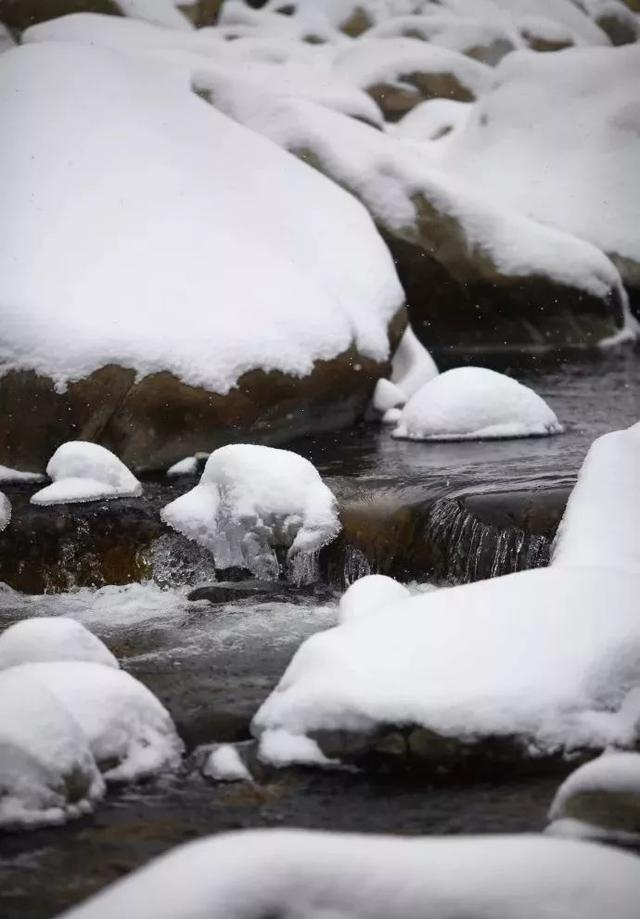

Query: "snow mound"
<box><xmin>338</xmin><ymin>574</ymin><xmax>410</xmax><ymax>624</ymax></box>
<box><xmin>0</xmin><ymin>464</ymin><xmax>45</xmax><ymax>483</ymax></box>
<box><xmin>254</xmin><ymin>565</ymin><xmax>640</xmax><ymax>757</ymax></box>
<box><xmin>0</xmin><ymin>618</ymin><xmax>119</xmax><ymax>671</ymax></box>
<box><xmin>389</xmin><ymin>325</ymin><xmax>438</xmax><ymax>400</ymax></box>
<box><xmin>0</xmin><ymin>42</ymin><xmax>402</xmax><ymax>393</ymax></box>
<box><xmin>0</xmin><ymin>668</ymin><xmax>104</xmax><ymax>830</ymax></box>
<box><xmin>393</xmin><ymin>367</ymin><xmax>562</xmax><ymax>441</ymax></box>
<box><xmin>161</xmin><ymin>445</ymin><xmax>340</xmax><ymax>578</ymax></box>
<box><xmin>18</xmin><ymin>662</ymin><xmax>183</xmax><ymax>782</ymax></box>
<box><xmin>548</xmin><ymin>751</ymin><xmax>640</xmax><ymax>843</ymax></box>
<box><xmin>552</xmin><ymin>422</ymin><xmax>640</xmax><ymax>573</ymax></box>
<box><xmin>0</xmin><ymin>491</ymin><xmax>9</xmax><ymax>531</ymax></box>
<box><xmin>258</xmin><ymin>729</ymin><xmax>336</xmax><ymax>768</ymax></box>
<box><xmin>394</xmin><ymin>97</ymin><xmax>472</xmax><ymax>141</ymax></box>
<box><xmin>166</xmin><ymin>455</ymin><xmax>198</xmax><ymax>478</ymax></box>
<box><xmin>57</xmin><ymin>829</ymin><xmax>640</xmax><ymax>919</ymax></box>
<box><xmin>31</xmin><ymin>442</ymin><xmax>142</xmax><ymax>506</ymax></box>
<box><xmin>203</xmin><ymin>745</ymin><xmax>252</xmax><ymax>783</ymax></box>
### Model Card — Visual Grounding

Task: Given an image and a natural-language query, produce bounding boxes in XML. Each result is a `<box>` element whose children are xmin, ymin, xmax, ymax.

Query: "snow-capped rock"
<box><xmin>0</xmin><ymin>491</ymin><xmax>10</xmax><ymax>532</ymax></box>
<box><xmin>393</xmin><ymin>367</ymin><xmax>562</xmax><ymax>441</ymax></box>
<box><xmin>0</xmin><ymin>464</ymin><xmax>45</xmax><ymax>483</ymax></box>
<box><xmin>17</xmin><ymin>661</ymin><xmax>183</xmax><ymax>782</ymax></box>
<box><xmin>161</xmin><ymin>444</ymin><xmax>340</xmax><ymax>578</ymax></box>
<box><xmin>338</xmin><ymin>574</ymin><xmax>410</xmax><ymax>624</ymax></box>
<box><xmin>0</xmin><ymin>618</ymin><xmax>119</xmax><ymax>671</ymax></box>
<box><xmin>166</xmin><ymin>455</ymin><xmax>199</xmax><ymax>478</ymax></box>
<box><xmin>203</xmin><ymin>744</ymin><xmax>252</xmax><ymax>783</ymax></box>
<box><xmin>56</xmin><ymin>829</ymin><xmax>640</xmax><ymax>919</ymax></box>
<box><xmin>0</xmin><ymin>667</ymin><xmax>104</xmax><ymax>830</ymax></box>
<box><xmin>31</xmin><ymin>442</ymin><xmax>142</xmax><ymax>506</ymax></box>
<box><xmin>548</xmin><ymin>751</ymin><xmax>640</xmax><ymax>843</ymax></box>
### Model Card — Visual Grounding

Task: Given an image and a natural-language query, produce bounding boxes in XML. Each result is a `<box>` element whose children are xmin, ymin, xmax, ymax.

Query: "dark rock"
<box><xmin>367</xmin><ymin>70</ymin><xmax>475</xmax><ymax>122</ymax></box>
<box><xmin>188</xmin><ymin>580</ymin><xmax>289</xmax><ymax>604</ymax></box>
<box><xmin>176</xmin><ymin>0</ymin><xmax>222</xmax><ymax>26</ymax></box>
<box><xmin>339</xmin><ymin>5</ymin><xmax>373</xmax><ymax>37</ymax></box>
<box><xmin>596</xmin><ymin>9</ymin><xmax>638</xmax><ymax>45</ymax></box>
<box><xmin>0</xmin><ymin>0</ymin><xmax>121</xmax><ymax>31</ymax></box>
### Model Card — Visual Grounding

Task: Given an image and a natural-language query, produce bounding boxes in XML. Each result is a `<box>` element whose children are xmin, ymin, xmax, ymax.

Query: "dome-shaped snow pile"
<box><xmin>339</xmin><ymin>574</ymin><xmax>409</xmax><ymax>625</ymax></box>
<box><xmin>393</xmin><ymin>367</ymin><xmax>562</xmax><ymax>441</ymax></box>
<box><xmin>31</xmin><ymin>441</ymin><xmax>142</xmax><ymax>505</ymax></box>
<box><xmin>0</xmin><ymin>668</ymin><xmax>104</xmax><ymax>830</ymax></box>
<box><xmin>0</xmin><ymin>618</ymin><xmax>119</xmax><ymax>671</ymax></box>
<box><xmin>0</xmin><ymin>491</ymin><xmax>10</xmax><ymax>531</ymax></box>
<box><xmin>0</xmin><ymin>619</ymin><xmax>182</xmax><ymax>829</ymax></box>
<box><xmin>161</xmin><ymin>444</ymin><xmax>340</xmax><ymax>578</ymax></box>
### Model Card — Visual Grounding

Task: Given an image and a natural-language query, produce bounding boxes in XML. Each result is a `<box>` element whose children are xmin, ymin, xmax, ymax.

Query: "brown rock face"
<box><xmin>0</xmin><ymin>0</ymin><xmax>121</xmax><ymax>31</ymax></box>
<box><xmin>177</xmin><ymin>0</ymin><xmax>222</xmax><ymax>26</ymax></box>
<box><xmin>0</xmin><ymin>310</ymin><xmax>405</xmax><ymax>473</ymax></box>
<box><xmin>367</xmin><ymin>70</ymin><xmax>475</xmax><ymax>122</ymax></box>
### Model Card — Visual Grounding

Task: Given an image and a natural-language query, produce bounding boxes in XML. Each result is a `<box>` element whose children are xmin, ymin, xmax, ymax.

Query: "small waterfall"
<box><xmin>425</xmin><ymin>497</ymin><xmax>551</xmax><ymax>585</ymax></box>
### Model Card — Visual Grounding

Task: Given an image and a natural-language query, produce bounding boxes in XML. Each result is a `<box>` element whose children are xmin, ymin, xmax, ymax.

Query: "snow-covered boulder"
<box><xmin>202</xmin><ymin>744</ymin><xmax>252</xmax><ymax>783</ymax></box>
<box><xmin>0</xmin><ymin>491</ymin><xmax>10</xmax><ymax>532</ymax></box>
<box><xmin>338</xmin><ymin>574</ymin><xmax>409</xmax><ymax>624</ymax></box>
<box><xmin>18</xmin><ymin>662</ymin><xmax>183</xmax><ymax>782</ymax></box>
<box><xmin>0</xmin><ymin>41</ymin><xmax>403</xmax><ymax>471</ymax></box>
<box><xmin>394</xmin><ymin>97</ymin><xmax>471</xmax><ymax>141</ymax></box>
<box><xmin>0</xmin><ymin>464</ymin><xmax>45</xmax><ymax>483</ymax></box>
<box><xmin>373</xmin><ymin>325</ymin><xmax>437</xmax><ymax>414</ymax></box>
<box><xmin>211</xmin><ymin>91</ymin><xmax>632</xmax><ymax>360</ymax></box>
<box><xmin>393</xmin><ymin>367</ymin><xmax>562</xmax><ymax>441</ymax></box>
<box><xmin>31</xmin><ymin>442</ymin><xmax>142</xmax><ymax>506</ymax></box>
<box><xmin>0</xmin><ymin>668</ymin><xmax>104</xmax><ymax>830</ymax></box>
<box><xmin>0</xmin><ymin>618</ymin><xmax>119</xmax><ymax>671</ymax></box>
<box><xmin>161</xmin><ymin>444</ymin><xmax>340</xmax><ymax>578</ymax></box>
<box><xmin>548</xmin><ymin>752</ymin><xmax>640</xmax><ymax>843</ymax></box>
<box><xmin>552</xmin><ymin>422</ymin><xmax>640</xmax><ymax>573</ymax></box>
<box><xmin>254</xmin><ymin>563</ymin><xmax>640</xmax><ymax>769</ymax></box>
<box><xmin>56</xmin><ymin>829</ymin><xmax>640</xmax><ymax>919</ymax></box>
<box><xmin>367</xmin><ymin>15</ymin><xmax>519</xmax><ymax>65</ymax></box>
<box><xmin>166</xmin><ymin>455</ymin><xmax>199</xmax><ymax>478</ymax></box>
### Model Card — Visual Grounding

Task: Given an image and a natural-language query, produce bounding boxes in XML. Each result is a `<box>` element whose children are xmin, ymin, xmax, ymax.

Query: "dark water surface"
<box><xmin>0</xmin><ymin>356</ymin><xmax>638</xmax><ymax>918</ymax></box>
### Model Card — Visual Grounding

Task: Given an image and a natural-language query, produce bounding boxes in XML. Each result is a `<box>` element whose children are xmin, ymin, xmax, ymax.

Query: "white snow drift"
<box><xmin>0</xmin><ymin>668</ymin><xmax>104</xmax><ymax>830</ymax></box>
<box><xmin>393</xmin><ymin>367</ymin><xmax>562</xmax><ymax>440</ymax></box>
<box><xmin>254</xmin><ymin>422</ymin><xmax>640</xmax><ymax>761</ymax></box>
<box><xmin>161</xmin><ymin>444</ymin><xmax>340</xmax><ymax>578</ymax></box>
<box><xmin>57</xmin><ymin>829</ymin><xmax>640</xmax><ymax>919</ymax></box>
<box><xmin>0</xmin><ymin>42</ymin><xmax>402</xmax><ymax>393</ymax></box>
<box><xmin>0</xmin><ymin>618</ymin><xmax>119</xmax><ymax>671</ymax></box>
<box><xmin>31</xmin><ymin>442</ymin><xmax>142</xmax><ymax>506</ymax></box>
<box><xmin>16</xmin><ymin>662</ymin><xmax>183</xmax><ymax>782</ymax></box>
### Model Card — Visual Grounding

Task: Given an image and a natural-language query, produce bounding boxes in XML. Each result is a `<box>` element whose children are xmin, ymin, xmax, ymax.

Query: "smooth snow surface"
<box><xmin>0</xmin><ymin>42</ymin><xmax>402</xmax><ymax>393</ymax></box>
<box><xmin>338</xmin><ymin>574</ymin><xmax>410</xmax><ymax>624</ymax></box>
<box><xmin>203</xmin><ymin>745</ymin><xmax>252</xmax><ymax>783</ymax></box>
<box><xmin>0</xmin><ymin>491</ymin><xmax>9</xmax><ymax>531</ymax></box>
<box><xmin>0</xmin><ymin>618</ymin><xmax>119</xmax><ymax>671</ymax></box>
<box><xmin>393</xmin><ymin>367</ymin><xmax>562</xmax><ymax>440</ymax></box>
<box><xmin>17</xmin><ymin>662</ymin><xmax>183</xmax><ymax>782</ymax></box>
<box><xmin>255</xmin><ymin>565</ymin><xmax>640</xmax><ymax>756</ymax></box>
<box><xmin>161</xmin><ymin>445</ymin><xmax>340</xmax><ymax>578</ymax></box>
<box><xmin>552</xmin><ymin>422</ymin><xmax>640</xmax><ymax>573</ymax></box>
<box><xmin>0</xmin><ymin>464</ymin><xmax>45</xmax><ymax>483</ymax></box>
<box><xmin>58</xmin><ymin>830</ymin><xmax>640</xmax><ymax>919</ymax></box>
<box><xmin>31</xmin><ymin>442</ymin><xmax>142</xmax><ymax>506</ymax></box>
<box><xmin>0</xmin><ymin>668</ymin><xmax>104</xmax><ymax>830</ymax></box>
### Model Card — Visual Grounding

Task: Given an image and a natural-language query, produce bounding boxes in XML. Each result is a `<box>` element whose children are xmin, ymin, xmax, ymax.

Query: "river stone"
<box><xmin>555</xmin><ymin>789</ymin><xmax>640</xmax><ymax>836</ymax></box>
<box><xmin>188</xmin><ymin>581</ymin><xmax>290</xmax><ymax>604</ymax></box>
<box><xmin>0</xmin><ymin>310</ymin><xmax>405</xmax><ymax>474</ymax></box>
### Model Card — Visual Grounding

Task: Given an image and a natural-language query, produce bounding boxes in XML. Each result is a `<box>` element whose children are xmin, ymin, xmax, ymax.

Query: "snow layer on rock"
<box><xmin>0</xmin><ymin>618</ymin><xmax>118</xmax><ymax>671</ymax></box>
<box><xmin>0</xmin><ymin>668</ymin><xmax>104</xmax><ymax>830</ymax></box>
<box><xmin>254</xmin><ymin>565</ymin><xmax>640</xmax><ymax>755</ymax></box>
<box><xmin>390</xmin><ymin>326</ymin><xmax>438</xmax><ymax>399</ymax></box>
<box><xmin>550</xmin><ymin>751</ymin><xmax>640</xmax><ymax>818</ymax></box>
<box><xmin>439</xmin><ymin>45</ymin><xmax>640</xmax><ymax>265</ymax></box>
<box><xmin>394</xmin><ymin>97</ymin><xmax>471</xmax><ymax>141</ymax></box>
<box><xmin>214</xmin><ymin>92</ymin><xmax>630</xmax><ymax>325</ymax></box>
<box><xmin>161</xmin><ymin>445</ymin><xmax>340</xmax><ymax>578</ymax></box>
<box><xmin>0</xmin><ymin>491</ymin><xmax>9</xmax><ymax>532</ymax></box>
<box><xmin>0</xmin><ymin>23</ymin><xmax>15</xmax><ymax>54</ymax></box>
<box><xmin>258</xmin><ymin>729</ymin><xmax>335</xmax><ymax>768</ymax></box>
<box><xmin>0</xmin><ymin>463</ymin><xmax>45</xmax><ymax>483</ymax></box>
<box><xmin>393</xmin><ymin>367</ymin><xmax>562</xmax><ymax>440</ymax></box>
<box><xmin>31</xmin><ymin>442</ymin><xmax>142</xmax><ymax>506</ymax></box>
<box><xmin>338</xmin><ymin>574</ymin><xmax>410</xmax><ymax>624</ymax></box>
<box><xmin>368</xmin><ymin>14</ymin><xmax>520</xmax><ymax>62</ymax></box>
<box><xmin>0</xmin><ymin>42</ymin><xmax>402</xmax><ymax>392</ymax></box>
<box><xmin>203</xmin><ymin>745</ymin><xmax>252</xmax><ymax>783</ymax></box>
<box><xmin>552</xmin><ymin>422</ymin><xmax>640</xmax><ymax>573</ymax></box>
<box><xmin>18</xmin><ymin>662</ymin><xmax>183</xmax><ymax>782</ymax></box>
<box><xmin>116</xmin><ymin>0</ymin><xmax>192</xmax><ymax>30</ymax></box>
<box><xmin>57</xmin><ymin>829</ymin><xmax>640</xmax><ymax>919</ymax></box>
<box><xmin>373</xmin><ymin>377</ymin><xmax>406</xmax><ymax>412</ymax></box>
<box><xmin>166</xmin><ymin>455</ymin><xmax>198</xmax><ymax>478</ymax></box>
<box><xmin>334</xmin><ymin>36</ymin><xmax>493</xmax><ymax>98</ymax></box>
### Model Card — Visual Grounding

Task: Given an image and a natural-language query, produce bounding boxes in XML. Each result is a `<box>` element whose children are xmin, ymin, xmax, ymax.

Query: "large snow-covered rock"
<box><xmin>0</xmin><ymin>41</ymin><xmax>403</xmax><ymax>471</ymax></box>
<box><xmin>0</xmin><ymin>618</ymin><xmax>119</xmax><ymax>670</ymax></box>
<box><xmin>393</xmin><ymin>367</ymin><xmax>562</xmax><ymax>441</ymax></box>
<box><xmin>548</xmin><ymin>751</ymin><xmax>640</xmax><ymax>842</ymax></box>
<box><xmin>552</xmin><ymin>422</ymin><xmax>640</xmax><ymax>573</ymax></box>
<box><xmin>18</xmin><ymin>661</ymin><xmax>183</xmax><ymax>782</ymax></box>
<box><xmin>31</xmin><ymin>442</ymin><xmax>142</xmax><ymax>506</ymax></box>
<box><xmin>57</xmin><ymin>829</ymin><xmax>640</xmax><ymax>919</ymax></box>
<box><xmin>161</xmin><ymin>444</ymin><xmax>340</xmax><ymax>578</ymax></box>
<box><xmin>0</xmin><ymin>668</ymin><xmax>104</xmax><ymax>830</ymax></box>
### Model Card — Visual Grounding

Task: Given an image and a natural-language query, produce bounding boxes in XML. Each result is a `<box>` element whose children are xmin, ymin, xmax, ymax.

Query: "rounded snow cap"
<box><xmin>339</xmin><ymin>574</ymin><xmax>410</xmax><ymax>624</ymax></box>
<box><xmin>31</xmin><ymin>441</ymin><xmax>142</xmax><ymax>505</ymax></box>
<box><xmin>0</xmin><ymin>618</ymin><xmax>119</xmax><ymax>671</ymax></box>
